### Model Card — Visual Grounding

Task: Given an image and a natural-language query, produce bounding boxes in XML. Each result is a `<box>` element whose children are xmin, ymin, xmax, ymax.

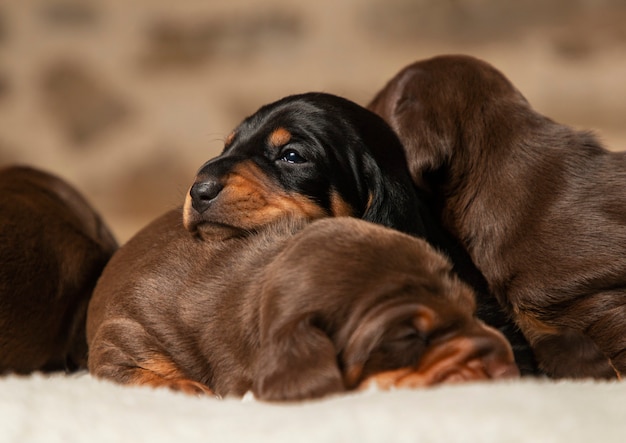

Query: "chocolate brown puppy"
<box><xmin>0</xmin><ymin>166</ymin><xmax>117</xmax><ymax>373</ymax></box>
<box><xmin>87</xmin><ymin>213</ymin><xmax>518</xmax><ymax>401</ymax></box>
<box><xmin>368</xmin><ymin>54</ymin><xmax>626</xmax><ymax>379</ymax></box>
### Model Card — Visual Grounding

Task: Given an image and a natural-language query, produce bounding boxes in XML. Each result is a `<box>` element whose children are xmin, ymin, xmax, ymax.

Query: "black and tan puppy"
<box><xmin>0</xmin><ymin>166</ymin><xmax>117</xmax><ymax>373</ymax></box>
<box><xmin>87</xmin><ymin>212</ymin><xmax>518</xmax><ymax>401</ymax></box>
<box><xmin>183</xmin><ymin>92</ymin><xmax>426</xmax><ymax>236</ymax></box>
<box><xmin>368</xmin><ymin>54</ymin><xmax>626</xmax><ymax>379</ymax></box>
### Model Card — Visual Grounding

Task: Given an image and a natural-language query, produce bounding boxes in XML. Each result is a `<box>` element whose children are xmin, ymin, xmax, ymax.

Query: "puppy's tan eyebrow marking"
<box><xmin>224</xmin><ymin>131</ymin><xmax>236</xmax><ymax>146</ymax></box>
<box><xmin>268</xmin><ymin>127</ymin><xmax>292</xmax><ymax>147</ymax></box>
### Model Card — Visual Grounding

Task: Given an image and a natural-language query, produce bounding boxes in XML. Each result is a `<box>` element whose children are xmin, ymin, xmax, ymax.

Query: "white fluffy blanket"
<box><xmin>1</xmin><ymin>374</ymin><xmax>623</xmax><ymax>443</ymax></box>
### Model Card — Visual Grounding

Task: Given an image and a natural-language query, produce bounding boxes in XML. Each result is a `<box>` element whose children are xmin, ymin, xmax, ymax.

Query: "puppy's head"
<box><xmin>368</xmin><ymin>55</ymin><xmax>529</xmax><ymax>188</ymax></box>
<box><xmin>251</xmin><ymin>218</ymin><xmax>518</xmax><ymax>400</ymax></box>
<box><xmin>183</xmin><ymin>92</ymin><xmax>424</xmax><ymax>237</ymax></box>
<box><xmin>315</xmin><ymin>218</ymin><xmax>519</xmax><ymax>388</ymax></box>
<box><xmin>337</xmin><ymin>250</ymin><xmax>519</xmax><ymax>389</ymax></box>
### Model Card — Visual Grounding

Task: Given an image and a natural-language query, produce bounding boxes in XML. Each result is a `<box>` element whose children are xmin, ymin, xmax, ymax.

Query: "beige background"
<box><xmin>1</xmin><ymin>0</ymin><xmax>625</xmax><ymax>243</ymax></box>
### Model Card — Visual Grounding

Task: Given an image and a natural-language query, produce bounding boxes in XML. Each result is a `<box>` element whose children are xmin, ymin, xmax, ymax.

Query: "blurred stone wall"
<box><xmin>1</xmin><ymin>0</ymin><xmax>625</xmax><ymax>242</ymax></box>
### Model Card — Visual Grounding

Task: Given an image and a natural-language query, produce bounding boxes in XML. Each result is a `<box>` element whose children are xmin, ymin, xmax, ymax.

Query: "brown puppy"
<box><xmin>87</xmin><ymin>212</ymin><xmax>518</xmax><ymax>401</ymax></box>
<box><xmin>368</xmin><ymin>54</ymin><xmax>626</xmax><ymax>379</ymax></box>
<box><xmin>0</xmin><ymin>166</ymin><xmax>117</xmax><ymax>373</ymax></box>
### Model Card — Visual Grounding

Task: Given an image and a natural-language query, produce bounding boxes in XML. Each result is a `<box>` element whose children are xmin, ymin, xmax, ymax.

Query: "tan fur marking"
<box><xmin>218</xmin><ymin>162</ymin><xmax>327</xmax><ymax>228</ymax></box>
<box><xmin>268</xmin><ymin>127</ymin><xmax>292</xmax><ymax>147</ymax></box>
<box><xmin>225</xmin><ymin>131</ymin><xmax>236</xmax><ymax>147</ymax></box>
<box><xmin>358</xmin><ymin>368</ymin><xmax>429</xmax><ymax>390</ymax></box>
<box><xmin>182</xmin><ymin>184</ymin><xmax>196</xmax><ymax>230</ymax></box>
<box><xmin>330</xmin><ymin>191</ymin><xmax>355</xmax><ymax>217</ymax></box>
<box><xmin>183</xmin><ymin>161</ymin><xmax>329</xmax><ymax>231</ymax></box>
<box><xmin>412</xmin><ymin>306</ymin><xmax>438</xmax><ymax>334</ymax></box>
<box><xmin>365</xmin><ymin>192</ymin><xmax>373</xmax><ymax>212</ymax></box>
<box><xmin>357</xmin><ymin>339</ymin><xmax>490</xmax><ymax>390</ymax></box>
<box><xmin>515</xmin><ymin>311</ymin><xmax>560</xmax><ymax>343</ymax></box>
<box><xmin>131</xmin><ymin>356</ymin><xmax>213</xmax><ymax>395</ymax></box>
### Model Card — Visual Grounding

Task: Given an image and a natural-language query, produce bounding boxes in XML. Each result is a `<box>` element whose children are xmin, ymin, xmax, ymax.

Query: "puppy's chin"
<box><xmin>193</xmin><ymin>222</ymin><xmax>246</xmax><ymax>241</ymax></box>
<box><xmin>182</xmin><ymin>198</ymin><xmax>245</xmax><ymax>240</ymax></box>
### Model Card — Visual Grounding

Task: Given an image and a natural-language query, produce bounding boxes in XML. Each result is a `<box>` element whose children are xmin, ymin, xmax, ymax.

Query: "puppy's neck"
<box><xmin>435</xmin><ymin>115</ymin><xmax>563</xmax><ymax>275</ymax></box>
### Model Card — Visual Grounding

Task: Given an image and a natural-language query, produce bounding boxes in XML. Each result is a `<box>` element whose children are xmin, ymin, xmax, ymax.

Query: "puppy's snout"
<box><xmin>467</xmin><ymin>328</ymin><xmax>520</xmax><ymax>380</ymax></box>
<box><xmin>189</xmin><ymin>180</ymin><xmax>223</xmax><ymax>214</ymax></box>
<box><xmin>414</xmin><ymin>321</ymin><xmax>520</xmax><ymax>385</ymax></box>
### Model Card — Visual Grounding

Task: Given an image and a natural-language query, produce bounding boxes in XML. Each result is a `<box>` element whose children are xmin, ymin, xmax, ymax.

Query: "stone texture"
<box><xmin>1</xmin><ymin>0</ymin><xmax>625</xmax><ymax>242</ymax></box>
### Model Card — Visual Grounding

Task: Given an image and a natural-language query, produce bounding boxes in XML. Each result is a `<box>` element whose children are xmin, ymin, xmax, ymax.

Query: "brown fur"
<box><xmin>368</xmin><ymin>54</ymin><xmax>626</xmax><ymax>379</ymax></box>
<box><xmin>0</xmin><ymin>166</ymin><xmax>117</xmax><ymax>373</ymax></box>
<box><xmin>87</xmin><ymin>212</ymin><xmax>518</xmax><ymax>401</ymax></box>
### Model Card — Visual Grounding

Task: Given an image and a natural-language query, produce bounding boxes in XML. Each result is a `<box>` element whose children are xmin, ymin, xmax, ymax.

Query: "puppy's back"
<box><xmin>0</xmin><ymin>166</ymin><xmax>117</xmax><ymax>373</ymax></box>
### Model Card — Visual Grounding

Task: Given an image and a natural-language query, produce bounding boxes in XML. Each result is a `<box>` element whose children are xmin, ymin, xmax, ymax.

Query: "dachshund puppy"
<box><xmin>0</xmin><ymin>166</ymin><xmax>117</xmax><ymax>374</ymax></box>
<box><xmin>368</xmin><ymin>54</ymin><xmax>626</xmax><ymax>379</ymax></box>
<box><xmin>183</xmin><ymin>92</ymin><xmax>427</xmax><ymax>237</ymax></box>
<box><xmin>183</xmin><ymin>92</ymin><xmax>536</xmax><ymax>373</ymax></box>
<box><xmin>87</xmin><ymin>212</ymin><xmax>518</xmax><ymax>401</ymax></box>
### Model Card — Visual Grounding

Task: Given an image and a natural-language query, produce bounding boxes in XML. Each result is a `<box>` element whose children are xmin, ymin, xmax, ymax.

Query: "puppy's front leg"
<box><xmin>584</xmin><ymin>299</ymin><xmax>626</xmax><ymax>377</ymax></box>
<box><xmin>516</xmin><ymin>312</ymin><xmax>619</xmax><ymax>380</ymax></box>
<box><xmin>88</xmin><ymin>319</ymin><xmax>213</xmax><ymax>396</ymax></box>
<box><xmin>531</xmin><ymin>330</ymin><xmax>618</xmax><ymax>379</ymax></box>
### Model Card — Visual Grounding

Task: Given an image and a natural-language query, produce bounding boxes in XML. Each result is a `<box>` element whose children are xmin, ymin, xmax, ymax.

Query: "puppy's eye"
<box><xmin>280</xmin><ymin>149</ymin><xmax>307</xmax><ymax>164</ymax></box>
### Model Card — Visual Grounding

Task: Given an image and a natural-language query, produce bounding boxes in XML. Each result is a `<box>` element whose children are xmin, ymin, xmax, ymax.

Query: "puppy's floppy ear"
<box><xmin>360</xmin><ymin>153</ymin><xmax>427</xmax><ymax>237</ymax></box>
<box><xmin>368</xmin><ymin>66</ymin><xmax>455</xmax><ymax>187</ymax></box>
<box><xmin>253</xmin><ymin>315</ymin><xmax>344</xmax><ymax>402</ymax></box>
<box><xmin>355</xmin><ymin>123</ymin><xmax>430</xmax><ymax>236</ymax></box>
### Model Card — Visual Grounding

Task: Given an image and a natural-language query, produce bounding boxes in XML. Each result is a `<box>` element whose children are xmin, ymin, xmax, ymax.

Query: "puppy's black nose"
<box><xmin>189</xmin><ymin>181</ymin><xmax>223</xmax><ymax>213</ymax></box>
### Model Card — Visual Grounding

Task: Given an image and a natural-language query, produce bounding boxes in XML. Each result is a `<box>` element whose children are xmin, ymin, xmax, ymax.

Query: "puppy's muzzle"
<box><xmin>189</xmin><ymin>180</ymin><xmax>223</xmax><ymax>214</ymax></box>
<box><xmin>420</xmin><ymin>322</ymin><xmax>521</xmax><ymax>383</ymax></box>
